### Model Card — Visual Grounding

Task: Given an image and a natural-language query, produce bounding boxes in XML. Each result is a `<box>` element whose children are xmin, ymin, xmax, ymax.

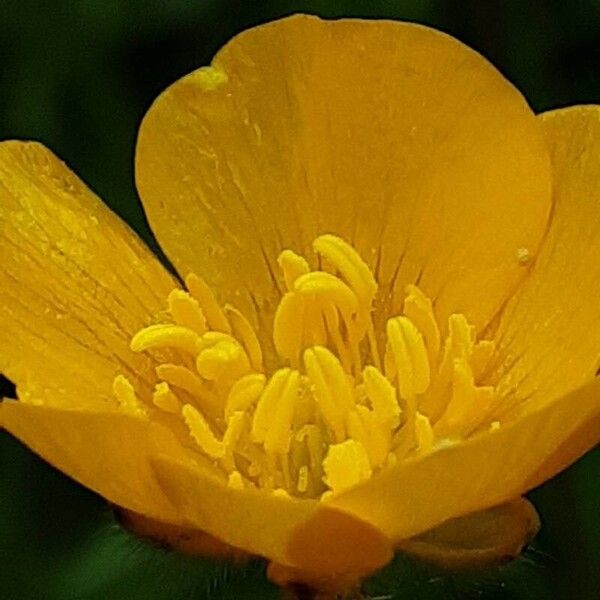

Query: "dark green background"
<box><xmin>1</xmin><ymin>1</ymin><xmax>599</xmax><ymax>598</ymax></box>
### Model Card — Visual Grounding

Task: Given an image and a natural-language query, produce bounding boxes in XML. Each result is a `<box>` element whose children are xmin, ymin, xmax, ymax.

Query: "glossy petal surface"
<box><xmin>328</xmin><ymin>377</ymin><xmax>600</xmax><ymax>541</ymax></box>
<box><xmin>399</xmin><ymin>498</ymin><xmax>539</xmax><ymax>569</ymax></box>
<box><xmin>136</xmin><ymin>15</ymin><xmax>551</xmax><ymax>336</ymax></box>
<box><xmin>152</xmin><ymin>455</ymin><xmax>392</xmax><ymax>577</ymax></box>
<box><xmin>0</xmin><ymin>141</ymin><xmax>178</xmax><ymax>409</ymax></box>
<box><xmin>0</xmin><ymin>402</ymin><xmax>193</xmax><ymax>523</ymax></box>
<box><xmin>489</xmin><ymin>106</ymin><xmax>600</xmax><ymax>413</ymax></box>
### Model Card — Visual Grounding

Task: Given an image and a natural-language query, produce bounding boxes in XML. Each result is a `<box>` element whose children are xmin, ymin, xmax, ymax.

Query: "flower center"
<box><xmin>114</xmin><ymin>235</ymin><xmax>500</xmax><ymax>500</ymax></box>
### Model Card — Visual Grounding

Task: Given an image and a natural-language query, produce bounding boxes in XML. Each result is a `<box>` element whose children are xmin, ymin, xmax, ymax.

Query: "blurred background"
<box><xmin>1</xmin><ymin>1</ymin><xmax>599</xmax><ymax>598</ymax></box>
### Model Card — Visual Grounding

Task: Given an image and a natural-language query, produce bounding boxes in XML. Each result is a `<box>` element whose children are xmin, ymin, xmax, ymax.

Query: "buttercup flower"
<box><xmin>1</xmin><ymin>14</ymin><xmax>599</xmax><ymax>592</ymax></box>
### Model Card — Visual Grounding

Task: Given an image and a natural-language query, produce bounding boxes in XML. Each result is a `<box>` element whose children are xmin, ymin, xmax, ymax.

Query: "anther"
<box><xmin>130</xmin><ymin>323</ymin><xmax>201</xmax><ymax>355</ymax></box>
<box><xmin>112</xmin><ymin>375</ymin><xmax>146</xmax><ymax>416</ymax></box>
<box><xmin>224</xmin><ymin>305</ymin><xmax>263</xmax><ymax>371</ymax></box>
<box><xmin>303</xmin><ymin>346</ymin><xmax>353</xmax><ymax>442</ymax></box>
<box><xmin>313</xmin><ymin>234</ymin><xmax>377</xmax><ymax>306</ymax></box>
<box><xmin>278</xmin><ymin>249</ymin><xmax>310</xmax><ymax>290</ymax></box>
<box><xmin>152</xmin><ymin>382</ymin><xmax>182</xmax><ymax>414</ymax></box>
<box><xmin>224</xmin><ymin>373</ymin><xmax>266</xmax><ymax>421</ymax></box>
<box><xmin>182</xmin><ymin>403</ymin><xmax>224</xmax><ymax>459</ymax></box>
<box><xmin>322</xmin><ymin>439</ymin><xmax>372</xmax><ymax>494</ymax></box>
<box><xmin>386</xmin><ymin>316</ymin><xmax>430</xmax><ymax>401</ymax></box>
<box><xmin>294</xmin><ymin>271</ymin><xmax>358</xmax><ymax>322</ymax></box>
<box><xmin>185</xmin><ymin>273</ymin><xmax>231</xmax><ymax>333</ymax></box>
<box><xmin>167</xmin><ymin>289</ymin><xmax>207</xmax><ymax>334</ymax></box>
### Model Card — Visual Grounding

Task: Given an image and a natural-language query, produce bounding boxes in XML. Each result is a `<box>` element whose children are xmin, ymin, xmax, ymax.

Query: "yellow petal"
<box><xmin>0</xmin><ymin>141</ymin><xmax>178</xmax><ymax>409</ymax></box>
<box><xmin>136</xmin><ymin>15</ymin><xmax>551</xmax><ymax>334</ymax></box>
<box><xmin>398</xmin><ymin>498</ymin><xmax>539</xmax><ymax>569</ymax></box>
<box><xmin>488</xmin><ymin>106</ymin><xmax>600</xmax><ymax>412</ymax></box>
<box><xmin>0</xmin><ymin>401</ymin><xmax>196</xmax><ymax>524</ymax></box>
<box><xmin>151</xmin><ymin>455</ymin><xmax>392</xmax><ymax>577</ymax></box>
<box><xmin>328</xmin><ymin>377</ymin><xmax>600</xmax><ymax>541</ymax></box>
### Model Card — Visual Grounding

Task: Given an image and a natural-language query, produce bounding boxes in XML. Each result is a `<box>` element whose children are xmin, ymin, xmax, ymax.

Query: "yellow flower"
<box><xmin>1</xmin><ymin>14</ymin><xmax>599</xmax><ymax>591</ymax></box>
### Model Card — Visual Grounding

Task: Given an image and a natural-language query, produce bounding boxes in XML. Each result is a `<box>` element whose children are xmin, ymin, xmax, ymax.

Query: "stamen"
<box><xmin>167</xmin><ymin>289</ymin><xmax>207</xmax><ymax>334</ymax></box>
<box><xmin>435</xmin><ymin>358</ymin><xmax>496</xmax><ymax>437</ymax></box>
<box><xmin>182</xmin><ymin>404</ymin><xmax>224</xmax><ymax>459</ymax></box>
<box><xmin>362</xmin><ymin>365</ymin><xmax>400</xmax><ymax>428</ymax></box>
<box><xmin>156</xmin><ymin>363</ymin><xmax>209</xmax><ymax>399</ymax></box>
<box><xmin>273</xmin><ymin>292</ymin><xmax>306</xmax><ymax>363</ymax></box>
<box><xmin>251</xmin><ymin>369</ymin><xmax>292</xmax><ymax>444</ymax></box>
<box><xmin>155</xmin><ymin>363</ymin><xmax>221</xmax><ymax>418</ymax></box>
<box><xmin>224</xmin><ymin>373</ymin><xmax>266</xmax><ymax>421</ymax></box>
<box><xmin>224</xmin><ymin>305</ymin><xmax>263</xmax><ymax>371</ymax></box>
<box><xmin>313</xmin><ymin>234</ymin><xmax>377</xmax><ymax>306</ymax></box>
<box><xmin>196</xmin><ymin>338</ymin><xmax>250</xmax><ymax>381</ymax></box>
<box><xmin>386</xmin><ymin>316</ymin><xmax>430</xmax><ymax>401</ymax></box>
<box><xmin>112</xmin><ymin>375</ymin><xmax>146</xmax><ymax>416</ymax></box>
<box><xmin>304</xmin><ymin>346</ymin><xmax>353</xmax><ymax>442</ymax></box>
<box><xmin>278</xmin><ymin>249</ymin><xmax>310</xmax><ymax>290</ymax></box>
<box><xmin>264</xmin><ymin>370</ymin><xmax>301</xmax><ymax>455</ymax></box>
<box><xmin>403</xmin><ymin>284</ymin><xmax>440</xmax><ymax>365</ymax></box>
<box><xmin>130</xmin><ymin>324</ymin><xmax>201</xmax><ymax>354</ymax></box>
<box><xmin>294</xmin><ymin>271</ymin><xmax>358</xmax><ymax>322</ymax></box>
<box><xmin>222</xmin><ymin>411</ymin><xmax>246</xmax><ymax>471</ymax></box>
<box><xmin>152</xmin><ymin>381</ymin><xmax>182</xmax><ymax>414</ymax></box>
<box><xmin>322</xmin><ymin>439</ymin><xmax>372</xmax><ymax>494</ymax></box>
<box><xmin>414</xmin><ymin>412</ymin><xmax>434</xmax><ymax>456</ymax></box>
<box><xmin>120</xmin><ymin>233</ymin><xmax>500</xmax><ymax>501</ymax></box>
<box><xmin>185</xmin><ymin>273</ymin><xmax>231</xmax><ymax>333</ymax></box>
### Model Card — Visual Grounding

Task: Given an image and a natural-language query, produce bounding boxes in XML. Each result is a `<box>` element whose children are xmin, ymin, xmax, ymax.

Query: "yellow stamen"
<box><xmin>403</xmin><ymin>284</ymin><xmax>440</xmax><ymax>365</ymax></box>
<box><xmin>251</xmin><ymin>369</ymin><xmax>292</xmax><ymax>444</ymax></box>
<box><xmin>304</xmin><ymin>346</ymin><xmax>353</xmax><ymax>442</ymax></box>
<box><xmin>130</xmin><ymin>323</ymin><xmax>201</xmax><ymax>354</ymax></box>
<box><xmin>167</xmin><ymin>289</ymin><xmax>207</xmax><ymax>334</ymax></box>
<box><xmin>185</xmin><ymin>273</ymin><xmax>231</xmax><ymax>333</ymax></box>
<box><xmin>313</xmin><ymin>234</ymin><xmax>377</xmax><ymax>306</ymax></box>
<box><xmin>435</xmin><ymin>358</ymin><xmax>496</xmax><ymax>437</ymax></box>
<box><xmin>386</xmin><ymin>316</ymin><xmax>430</xmax><ymax>401</ymax></box>
<box><xmin>182</xmin><ymin>403</ymin><xmax>224</xmax><ymax>459</ymax></box>
<box><xmin>155</xmin><ymin>363</ymin><xmax>221</xmax><ymax>417</ymax></box>
<box><xmin>264</xmin><ymin>370</ymin><xmax>301</xmax><ymax>455</ymax></box>
<box><xmin>273</xmin><ymin>292</ymin><xmax>306</xmax><ymax>363</ymax></box>
<box><xmin>196</xmin><ymin>338</ymin><xmax>250</xmax><ymax>381</ymax></box>
<box><xmin>224</xmin><ymin>305</ymin><xmax>263</xmax><ymax>371</ymax></box>
<box><xmin>414</xmin><ymin>412</ymin><xmax>434</xmax><ymax>456</ymax></box>
<box><xmin>224</xmin><ymin>373</ymin><xmax>266</xmax><ymax>421</ymax></box>
<box><xmin>294</xmin><ymin>271</ymin><xmax>358</xmax><ymax>322</ymax></box>
<box><xmin>278</xmin><ymin>249</ymin><xmax>310</xmax><ymax>290</ymax></box>
<box><xmin>362</xmin><ymin>365</ymin><xmax>400</xmax><ymax>428</ymax></box>
<box><xmin>119</xmin><ymin>233</ymin><xmax>500</xmax><ymax>501</ymax></box>
<box><xmin>156</xmin><ymin>363</ymin><xmax>208</xmax><ymax>398</ymax></box>
<box><xmin>222</xmin><ymin>410</ymin><xmax>246</xmax><ymax>471</ymax></box>
<box><xmin>152</xmin><ymin>381</ymin><xmax>182</xmax><ymax>414</ymax></box>
<box><xmin>322</xmin><ymin>439</ymin><xmax>372</xmax><ymax>494</ymax></box>
<box><xmin>112</xmin><ymin>375</ymin><xmax>146</xmax><ymax>416</ymax></box>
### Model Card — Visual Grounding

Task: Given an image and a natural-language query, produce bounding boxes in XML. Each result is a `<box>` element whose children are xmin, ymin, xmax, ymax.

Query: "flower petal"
<box><xmin>0</xmin><ymin>141</ymin><xmax>178</xmax><ymax>408</ymax></box>
<box><xmin>0</xmin><ymin>401</ymin><xmax>194</xmax><ymax>523</ymax></box>
<box><xmin>488</xmin><ymin>106</ymin><xmax>600</xmax><ymax>412</ymax></box>
<box><xmin>151</xmin><ymin>455</ymin><xmax>393</xmax><ymax>577</ymax></box>
<box><xmin>398</xmin><ymin>498</ymin><xmax>539</xmax><ymax>569</ymax></box>
<box><xmin>327</xmin><ymin>376</ymin><xmax>600</xmax><ymax>541</ymax></box>
<box><xmin>136</xmin><ymin>15</ymin><xmax>551</xmax><ymax>334</ymax></box>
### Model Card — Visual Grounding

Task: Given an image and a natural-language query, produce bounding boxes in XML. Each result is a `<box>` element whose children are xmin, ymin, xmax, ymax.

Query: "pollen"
<box><xmin>114</xmin><ymin>234</ymin><xmax>502</xmax><ymax>499</ymax></box>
